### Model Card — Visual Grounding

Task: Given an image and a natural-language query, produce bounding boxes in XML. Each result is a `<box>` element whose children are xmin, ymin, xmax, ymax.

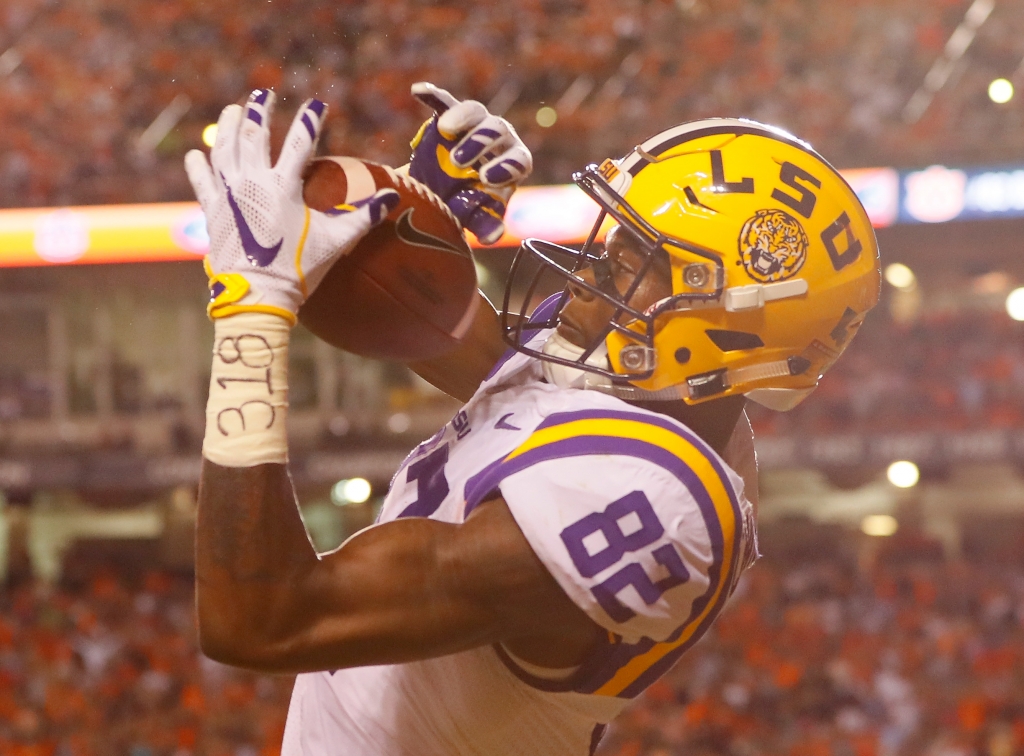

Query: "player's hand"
<box><xmin>408</xmin><ymin>82</ymin><xmax>532</xmax><ymax>245</ymax></box>
<box><xmin>185</xmin><ymin>89</ymin><xmax>400</xmax><ymax>325</ymax></box>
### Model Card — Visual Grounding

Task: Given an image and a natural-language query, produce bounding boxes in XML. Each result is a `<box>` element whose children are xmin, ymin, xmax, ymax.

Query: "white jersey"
<box><xmin>283</xmin><ymin>326</ymin><xmax>758</xmax><ymax>756</ymax></box>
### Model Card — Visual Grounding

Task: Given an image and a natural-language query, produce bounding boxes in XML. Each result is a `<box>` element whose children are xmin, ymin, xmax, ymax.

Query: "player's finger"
<box><xmin>325</xmin><ymin>187</ymin><xmax>399</xmax><ymax>222</ymax></box>
<box><xmin>210</xmin><ymin>104</ymin><xmax>243</xmax><ymax>181</ymax></box>
<box><xmin>322</xmin><ymin>189</ymin><xmax>401</xmax><ymax>251</ymax></box>
<box><xmin>184</xmin><ymin>149</ymin><xmax>217</xmax><ymax>211</ymax></box>
<box><xmin>411</xmin><ymin>81</ymin><xmax>460</xmax><ymax>115</ymax></box>
<box><xmin>436</xmin><ymin>99</ymin><xmax>489</xmax><ymax>141</ymax></box>
<box><xmin>467</xmin><ymin>210</ymin><xmax>505</xmax><ymax>246</ymax></box>
<box><xmin>449</xmin><ymin>113</ymin><xmax>513</xmax><ymax>168</ymax></box>
<box><xmin>449</xmin><ymin>187</ymin><xmax>511</xmax><ymax>245</ymax></box>
<box><xmin>238</xmin><ymin>89</ymin><xmax>276</xmax><ymax>171</ymax></box>
<box><xmin>275</xmin><ymin>98</ymin><xmax>328</xmax><ymax>183</ymax></box>
<box><xmin>478</xmin><ymin>143</ymin><xmax>533</xmax><ymax>187</ymax></box>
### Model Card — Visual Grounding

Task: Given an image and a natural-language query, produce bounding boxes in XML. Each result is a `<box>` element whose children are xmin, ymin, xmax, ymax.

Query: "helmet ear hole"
<box><xmin>705</xmin><ymin>330</ymin><xmax>765</xmax><ymax>352</ymax></box>
<box><xmin>674</xmin><ymin>348</ymin><xmax>691</xmax><ymax>364</ymax></box>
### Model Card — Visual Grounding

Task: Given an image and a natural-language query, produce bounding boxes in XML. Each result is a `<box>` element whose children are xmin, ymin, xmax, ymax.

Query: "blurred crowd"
<box><xmin>4</xmin><ymin>0</ymin><xmax>1024</xmax><ymax>209</ymax></box>
<box><xmin>8</xmin><ymin>552</ymin><xmax>1024</xmax><ymax>755</ymax></box>
<box><xmin>0</xmin><ymin>569</ymin><xmax>291</xmax><ymax>756</ymax></box>
<box><xmin>598</xmin><ymin>557</ymin><xmax>1024</xmax><ymax>756</ymax></box>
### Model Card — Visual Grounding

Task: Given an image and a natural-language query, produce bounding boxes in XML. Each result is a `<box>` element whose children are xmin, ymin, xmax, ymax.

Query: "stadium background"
<box><xmin>6</xmin><ymin>0</ymin><xmax>1024</xmax><ymax>754</ymax></box>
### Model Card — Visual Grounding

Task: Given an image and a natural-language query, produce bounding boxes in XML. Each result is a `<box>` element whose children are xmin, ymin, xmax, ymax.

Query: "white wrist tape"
<box><xmin>203</xmin><ymin>312</ymin><xmax>290</xmax><ymax>467</ymax></box>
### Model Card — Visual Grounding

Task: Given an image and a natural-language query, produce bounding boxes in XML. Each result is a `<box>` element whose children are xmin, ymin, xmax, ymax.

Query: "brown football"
<box><xmin>299</xmin><ymin>157</ymin><xmax>478</xmax><ymax>360</ymax></box>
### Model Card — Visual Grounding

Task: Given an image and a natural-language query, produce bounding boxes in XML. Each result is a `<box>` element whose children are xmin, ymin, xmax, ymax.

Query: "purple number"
<box><xmin>560</xmin><ymin>491</ymin><xmax>689</xmax><ymax>622</ymax></box>
<box><xmin>560</xmin><ymin>491</ymin><xmax>664</xmax><ymax>578</ymax></box>
<box><xmin>398</xmin><ymin>444</ymin><xmax>450</xmax><ymax>518</ymax></box>
<box><xmin>591</xmin><ymin>544</ymin><xmax>690</xmax><ymax>622</ymax></box>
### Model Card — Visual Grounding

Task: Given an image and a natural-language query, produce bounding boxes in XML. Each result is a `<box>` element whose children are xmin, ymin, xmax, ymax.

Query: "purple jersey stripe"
<box><xmin>539</xmin><ymin>409</ymin><xmax>712</xmax><ymax>458</ymax></box>
<box><xmin>616</xmin><ymin>605</ymin><xmax>730</xmax><ymax>697</ymax></box>
<box><xmin>613</xmin><ymin>533</ymin><xmax>743</xmax><ymax>697</ymax></box>
<box><xmin>536</xmin><ymin>408</ymin><xmax>741</xmax><ymax>519</ymax></box>
<box><xmin>530</xmin><ymin>290</ymin><xmax>565</xmax><ymax>323</ymax></box>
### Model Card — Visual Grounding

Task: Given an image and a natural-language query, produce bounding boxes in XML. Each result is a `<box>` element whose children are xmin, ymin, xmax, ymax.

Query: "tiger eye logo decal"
<box><xmin>738</xmin><ymin>209</ymin><xmax>809</xmax><ymax>283</ymax></box>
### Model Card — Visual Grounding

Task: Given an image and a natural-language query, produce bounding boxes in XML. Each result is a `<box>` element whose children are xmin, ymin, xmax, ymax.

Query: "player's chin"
<box><xmin>555</xmin><ymin>320</ymin><xmax>587</xmax><ymax>348</ymax></box>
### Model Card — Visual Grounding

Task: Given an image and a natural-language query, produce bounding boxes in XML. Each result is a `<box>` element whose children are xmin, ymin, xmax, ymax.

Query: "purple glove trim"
<box><xmin>484</xmin><ymin>162</ymin><xmax>515</xmax><ymax>185</ymax></box>
<box><xmin>247</xmin><ymin>89</ymin><xmax>270</xmax><ymax>125</ymax></box>
<box><xmin>452</xmin><ymin>128</ymin><xmax>503</xmax><ymax>165</ymax></box>
<box><xmin>324</xmin><ymin>190</ymin><xmax>400</xmax><ymax>226</ymax></box>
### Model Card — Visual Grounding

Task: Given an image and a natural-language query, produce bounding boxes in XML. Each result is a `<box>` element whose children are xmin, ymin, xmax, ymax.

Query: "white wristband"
<box><xmin>203</xmin><ymin>313</ymin><xmax>290</xmax><ymax>467</ymax></box>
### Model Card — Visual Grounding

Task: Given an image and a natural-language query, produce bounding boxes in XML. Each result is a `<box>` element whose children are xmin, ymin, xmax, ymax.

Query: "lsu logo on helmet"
<box><xmin>738</xmin><ymin>208</ymin><xmax>809</xmax><ymax>284</ymax></box>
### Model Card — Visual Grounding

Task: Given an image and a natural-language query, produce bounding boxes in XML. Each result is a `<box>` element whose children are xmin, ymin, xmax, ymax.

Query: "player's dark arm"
<box><xmin>195</xmin><ymin>405</ymin><xmax>754</xmax><ymax>674</ymax></box>
<box><xmin>196</xmin><ymin>460</ymin><xmax>601</xmax><ymax>673</ymax></box>
<box><xmin>407</xmin><ymin>290</ymin><xmax>508</xmax><ymax>402</ymax></box>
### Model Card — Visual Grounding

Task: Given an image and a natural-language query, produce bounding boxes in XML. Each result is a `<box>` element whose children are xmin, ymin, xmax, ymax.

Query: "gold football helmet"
<box><xmin>502</xmin><ymin>119</ymin><xmax>881</xmax><ymax>409</ymax></box>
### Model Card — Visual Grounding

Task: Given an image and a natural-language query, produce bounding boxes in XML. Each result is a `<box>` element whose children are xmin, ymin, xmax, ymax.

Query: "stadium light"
<box><xmin>535</xmin><ymin>106</ymin><xmax>558</xmax><ymax>128</ymax></box>
<box><xmin>1007</xmin><ymin>288</ymin><xmax>1024</xmax><ymax>321</ymax></box>
<box><xmin>884</xmin><ymin>263</ymin><xmax>916</xmax><ymax>290</ymax></box>
<box><xmin>887</xmin><ymin>460</ymin><xmax>920</xmax><ymax>489</ymax></box>
<box><xmin>861</xmin><ymin>514</ymin><xmax>899</xmax><ymax>537</ymax></box>
<box><xmin>989</xmin><ymin>78</ymin><xmax>1014</xmax><ymax>104</ymax></box>
<box><xmin>387</xmin><ymin>412</ymin><xmax>412</xmax><ymax>433</ymax></box>
<box><xmin>331</xmin><ymin>478</ymin><xmax>372</xmax><ymax>506</ymax></box>
<box><xmin>202</xmin><ymin>123</ymin><xmax>218</xmax><ymax>148</ymax></box>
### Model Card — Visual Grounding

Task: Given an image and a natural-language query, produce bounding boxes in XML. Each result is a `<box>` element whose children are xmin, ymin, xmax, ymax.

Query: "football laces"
<box><xmin>383</xmin><ymin>165</ymin><xmax>463</xmax><ymax>231</ymax></box>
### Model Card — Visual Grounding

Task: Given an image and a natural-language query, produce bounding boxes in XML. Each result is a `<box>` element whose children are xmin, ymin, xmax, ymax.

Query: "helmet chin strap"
<box><xmin>540</xmin><ymin>332</ymin><xmax>612</xmax><ymax>391</ymax></box>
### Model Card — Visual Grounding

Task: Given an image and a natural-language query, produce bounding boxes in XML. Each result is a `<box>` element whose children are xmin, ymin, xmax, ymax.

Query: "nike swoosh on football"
<box><xmin>226</xmin><ymin>184</ymin><xmax>283</xmax><ymax>267</ymax></box>
<box><xmin>395</xmin><ymin>208</ymin><xmax>468</xmax><ymax>257</ymax></box>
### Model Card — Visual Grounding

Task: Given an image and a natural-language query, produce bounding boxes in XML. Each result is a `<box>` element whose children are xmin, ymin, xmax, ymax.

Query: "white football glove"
<box><xmin>185</xmin><ymin>89</ymin><xmax>399</xmax><ymax>324</ymax></box>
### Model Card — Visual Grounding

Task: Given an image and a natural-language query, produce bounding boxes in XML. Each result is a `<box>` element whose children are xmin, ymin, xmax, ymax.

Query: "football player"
<box><xmin>185</xmin><ymin>85</ymin><xmax>879</xmax><ymax>756</ymax></box>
